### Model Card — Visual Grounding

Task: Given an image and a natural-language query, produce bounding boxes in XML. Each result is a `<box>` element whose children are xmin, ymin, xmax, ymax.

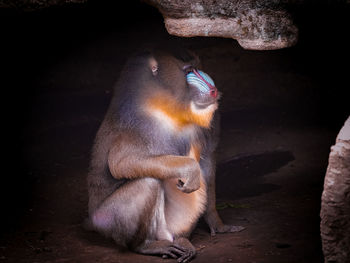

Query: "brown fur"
<box><xmin>86</xmin><ymin>49</ymin><xmax>243</xmax><ymax>263</ymax></box>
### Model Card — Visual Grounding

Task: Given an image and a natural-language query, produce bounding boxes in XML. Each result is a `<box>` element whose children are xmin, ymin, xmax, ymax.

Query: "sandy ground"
<box><xmin>1</xmin><ymin>1</ymin><xmax>349</xmax><ymax>263</ymax></box>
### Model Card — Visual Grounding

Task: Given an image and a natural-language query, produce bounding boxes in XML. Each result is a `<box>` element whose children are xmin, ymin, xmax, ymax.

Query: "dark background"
<box><xmin>0</xmin><ymin>1</ymin><xmax>349</xmax><ymax>262</ymax></box>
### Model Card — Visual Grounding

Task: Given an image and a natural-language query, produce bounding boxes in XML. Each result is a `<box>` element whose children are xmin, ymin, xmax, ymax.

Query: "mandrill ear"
<box><xmin>149</xmin><ymin>57</ymin><xmax>158</xmax><ymax>76</ymax></box>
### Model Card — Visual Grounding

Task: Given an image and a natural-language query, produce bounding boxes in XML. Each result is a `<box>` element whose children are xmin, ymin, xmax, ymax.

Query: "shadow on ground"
<box><xmin>217</xmin><ymin>150</ymin><xmax>295</xmax><ymax>200</ymax></box>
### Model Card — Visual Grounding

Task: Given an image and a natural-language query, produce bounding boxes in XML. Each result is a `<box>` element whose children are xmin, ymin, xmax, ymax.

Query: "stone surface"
<box><xmin>2</xmin><ymin>0</ymin><xmax>298</xmax><ymax>49</ymax></box>
<box><xmin>320</xmin><ymin>116</ymin><xmax>350</xmax><ymax>263</ymax></box>
<box><xmin>145</xmin><ymin>0</ymin><xmax>298</xmax><ymax>50</ymax></box>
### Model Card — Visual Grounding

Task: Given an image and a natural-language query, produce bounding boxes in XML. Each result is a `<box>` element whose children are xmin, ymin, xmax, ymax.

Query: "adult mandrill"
<box><xmin>86</xmin><ymin>49</ymin><xmax>244</xmax><ymax>262</ymax></box>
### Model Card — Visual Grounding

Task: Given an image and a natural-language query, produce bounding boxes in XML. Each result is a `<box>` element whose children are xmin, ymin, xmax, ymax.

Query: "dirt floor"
<box><xmin>1</xmin><ymin>1</ymin><xmax>349</xmax><ymax>263</ymax></box>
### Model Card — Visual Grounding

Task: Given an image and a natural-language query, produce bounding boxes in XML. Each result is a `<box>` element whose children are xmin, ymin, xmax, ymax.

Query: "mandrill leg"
<box><xmin>201</xmin><ymin>154</ymin><xmax>245</xmax><ymax>236</ymax></box>
<box><xmin>90</xmin><ymin>177</ymin><xmax>197</xmax><ymax>262</ymax></box>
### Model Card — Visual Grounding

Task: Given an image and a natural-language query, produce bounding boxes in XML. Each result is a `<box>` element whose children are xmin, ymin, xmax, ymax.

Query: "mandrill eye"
<box><xmin>151</xmin><ymin>65</ymin><xmax>158</xmax><ymax>76</ymax></box>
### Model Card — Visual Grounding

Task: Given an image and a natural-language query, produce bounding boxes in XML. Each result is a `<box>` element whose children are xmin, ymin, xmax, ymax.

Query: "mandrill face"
<box><xmin>145</xmin><ymin>52</ymin><xmax>220</xmax><ymax>129</ymax></box>
<box><xmin>185</xmin><ymin>68</ymin><xmax>219</xmax><ymax>109</ymax></box>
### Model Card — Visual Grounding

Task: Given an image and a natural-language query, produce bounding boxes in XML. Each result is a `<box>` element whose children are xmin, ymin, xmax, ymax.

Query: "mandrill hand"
<box><xmin>176</xmin><ymin>158</ymin><xmax>201</xmax><ymax>194</ymax></box>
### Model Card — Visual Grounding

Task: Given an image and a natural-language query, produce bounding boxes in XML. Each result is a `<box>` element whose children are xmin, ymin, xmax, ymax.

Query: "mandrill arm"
<box><xmin>107</xmin><ymin>133</ymin><xmax>201</xmax><ymax>194</ymax></box>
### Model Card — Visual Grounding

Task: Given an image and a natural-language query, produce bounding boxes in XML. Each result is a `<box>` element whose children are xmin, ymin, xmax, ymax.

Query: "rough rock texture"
<box><xmin>0</xmin><ymin>0</ymin><xmax>86</xmax><ymax>11</ymax></box>
<box><xmin>144</xmin><ymin>0</ymin><xmax>298</xmax><ymax>50</ymax></box>
<box><xmin>320</xmin><ymin>116</ymin><xmax>350</xmax><ymax>263</ymax></box>
<box><xmin>2</xmin><ymin>0</ymin><xmax>298</xmax><ymax>49</ymax></box>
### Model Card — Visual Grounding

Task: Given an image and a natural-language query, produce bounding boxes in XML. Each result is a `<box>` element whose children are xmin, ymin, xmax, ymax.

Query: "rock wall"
<box><xmin>321</xmin><ymin>116</ymin><xmax>350</xmax><ymax>263</ymax></box>
<box><xmin>2</xmin><ymin>0</ymin><xmax>298</xmax><ymax>50</ymax></box>
<box><xmin>144</xmin><ymin>0</ymin><xmax>298</xmax><ymax>50</ymax></box>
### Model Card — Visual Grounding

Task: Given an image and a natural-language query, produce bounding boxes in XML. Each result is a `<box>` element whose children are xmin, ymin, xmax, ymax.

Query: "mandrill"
<box><xmin>86</xmin><ymin>49</ymin><xmax>244</xmax><ymax>263</ymax></box>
